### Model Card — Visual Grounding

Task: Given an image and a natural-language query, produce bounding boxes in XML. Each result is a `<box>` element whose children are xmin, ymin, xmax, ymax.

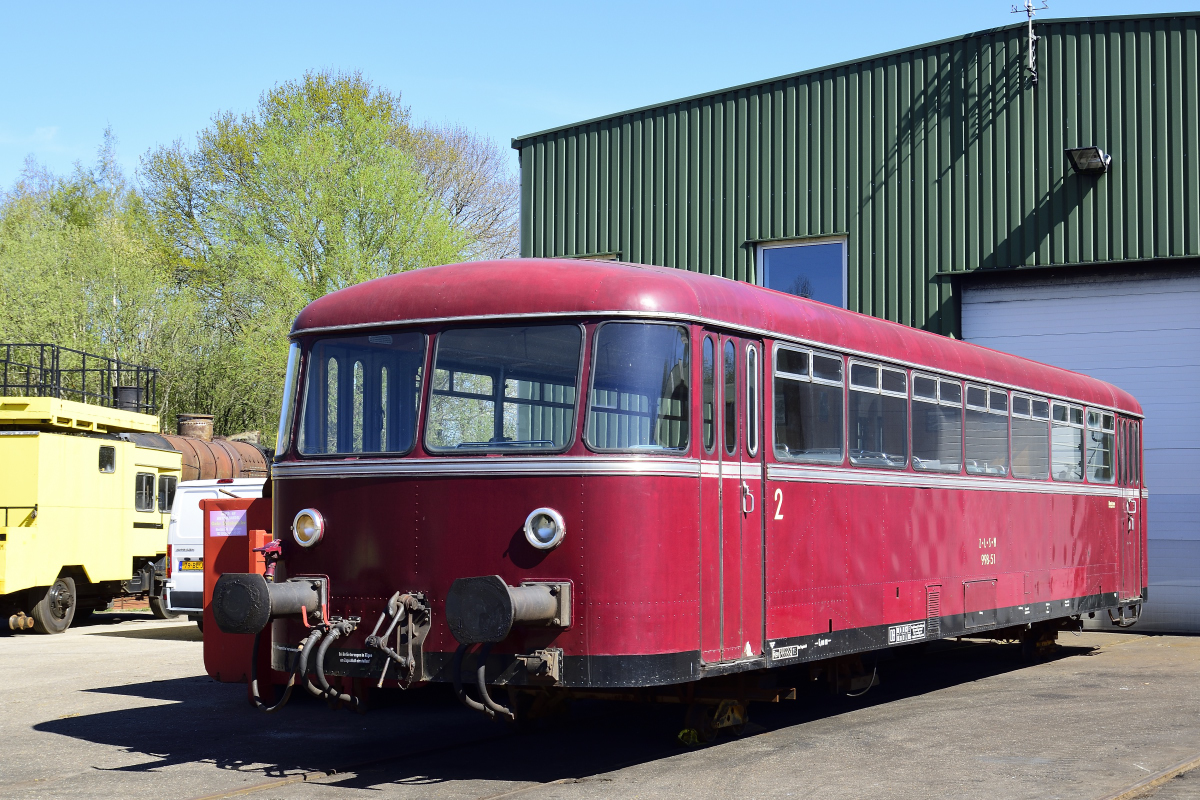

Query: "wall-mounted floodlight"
<box><xmin>1066</xmin><ymin>147</ymin><xmax>1112</xmax><ymax>175</ymax></box>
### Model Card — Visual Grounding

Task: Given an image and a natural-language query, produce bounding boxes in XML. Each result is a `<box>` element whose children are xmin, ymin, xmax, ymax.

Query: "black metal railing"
<box><xmin>0</xmin><ymin>344</ymin><xmax>158</xmax><ymax>413</ymax></box>
<box><xmin>1</xmin><ymin>505</ymin><xmax>37</xmax><ymax>526</ymax></box>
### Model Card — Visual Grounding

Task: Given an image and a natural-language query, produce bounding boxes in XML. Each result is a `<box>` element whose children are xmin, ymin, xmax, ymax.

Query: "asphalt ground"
<box><xmin>1</xmin><ymin>614</ymin><xmax>1197</xmax><ymax>800</ymax></box>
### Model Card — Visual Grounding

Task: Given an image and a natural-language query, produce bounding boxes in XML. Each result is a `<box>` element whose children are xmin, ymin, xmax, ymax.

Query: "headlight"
<box><xmin>292</xmin><ymin>508</ymin><xmax>325</xmax><ymax>548</ymax></box>
<box><xmin>524</xmin><ymin>507</ymin><xmax>565</xmax><ymax>550</ymax></box>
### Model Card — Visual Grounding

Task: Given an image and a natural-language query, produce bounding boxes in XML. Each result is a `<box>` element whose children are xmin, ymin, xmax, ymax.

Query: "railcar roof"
<box><xmin>293</xmin><ymin>259</ymin><xmax>1142</xmax><ymax>416</ymax></box>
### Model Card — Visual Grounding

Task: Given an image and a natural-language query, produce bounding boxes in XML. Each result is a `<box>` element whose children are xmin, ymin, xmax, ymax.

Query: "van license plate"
<box><xmin>179</xmin><ymin>560</ymin><xmax>203</xmax><ymax>571</ymax></box>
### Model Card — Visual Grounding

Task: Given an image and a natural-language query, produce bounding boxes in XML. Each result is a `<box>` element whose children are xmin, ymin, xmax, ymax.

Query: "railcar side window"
<box><xmin>1051</xmin><ymin>402</ymin><xmax>1085</xmax><ymax>481</ymax></box>
<box><xmin>1131</xmin><ymin>422</ymin><xmax>1141</xmax><ymax>484</ymax></box>
<box><xmin>746</xmin><ymin>345</ymin><xmax>759</xmax><ymax>456</ymax></box>
<box><xmin>911</xmin><ymin>375</ymin><xmax>962</xmax><ymax>473</ymax></box>
<box><xmin>773</xmin><ymin>346</ymin><xmax>843</xmax><ymax>464</ymax></box>
<box><xmin>1118</xmin><ymin>419</ymin><xmax>1127</xmax><ymax>485</ymax></box>
<box><xmin>587</xmin><ymin>323</ymin><xmax>689</xmax><ymax>452</ymax></box>
<box><xmin>848</xmin><ymin>361</ymin><xmax>907</xmax><ymax>469</ymax></box>
<box><xmin>702</xmin><ymin>337</ymin><xmax>715</xmax><ymax>452</ymax></box>
<box><xmin>276</xmin><ymin>342</ymin><xmax>301</xmax><ymax>455</ymax></box>
<box><xmin>965</xmin><ymin>386</ymin><xmax>1009</xmax><ymax>476</ymax></box>
<box><xmin>723</xmin><ymin>340</ymin><xmax>737</xmax><ymax>455</ymax></box>
<box><xmin>1086</xmin><ymin>410</ymin><xmax>1116</xmax><ymax>483</ymax></box>
<box><xmin>1011</xmin><ymin>395</ymin><xmax>1049</xmax><ymax>479</ymax></box>
<box><xmin>134</xmin><ymin>472</ymin><xmax>155</xmax><ymax>512</ymax></box>
<box><xmin>427</xmin><ymin>325</ymin><xmax>581</xmax><ymax>452</ymax></box>
<box><xmin>300</xmin><ymin>332</ymin><xmax>426</xmax><ymax>455</ymax></box>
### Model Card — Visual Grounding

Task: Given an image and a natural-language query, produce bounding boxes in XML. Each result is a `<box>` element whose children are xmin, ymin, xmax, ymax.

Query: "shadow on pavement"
<box><xmin>34</xmin><ymin>639</ymin><xmax>1095</xmax><ymax>791</ymax></box>
<box><xmin>87</xmin><ymin>625</ymin><xmax>203</xmax><ymax>642</ymax></box>
<box><xmin>74</xmin><ymin>611</ymin><xmax>159</xmax><ymax>627</ymax></box>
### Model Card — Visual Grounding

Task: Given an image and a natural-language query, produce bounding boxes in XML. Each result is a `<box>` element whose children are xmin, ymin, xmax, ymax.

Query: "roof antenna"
<box><xmin>1012</xmin><ymin>1</ymin><xmax>1049</xmax><ymax>86</ymax></box>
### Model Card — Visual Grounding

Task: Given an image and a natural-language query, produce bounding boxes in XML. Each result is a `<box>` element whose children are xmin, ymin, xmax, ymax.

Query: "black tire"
<box><xmin>30</xmin><ymin>577</ymin><xmax>76</xmax><ymax>634</ymax></box>
<box><xmin>149</xmin><ymin>594</ymin><xmax>180</xmax><ymax>619</ymax></box>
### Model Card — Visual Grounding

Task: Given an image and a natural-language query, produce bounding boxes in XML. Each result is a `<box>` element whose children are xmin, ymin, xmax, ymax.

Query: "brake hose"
<box><xmin>452</xmin><ymin>643</ymin><xmax>493</xmax><ymax>718</ymax></box>
<box><xmin>250</xmin><ymin>627</ymin><xmax>322</xmax><ymax>712</ymax></box>
<box><xmin>314</xmin><ymin>621</ymin><xmax>362</xmax><ymax>711</ymax></box>
<box><xmin>474</xmin><ymin>642</ymin><xmax>515</xmax><ymax>721</ymax></box>
<box><xmin>298</xmin><ymin>627</ymin><xmax>328</xmax><ymax>698</ymax></box>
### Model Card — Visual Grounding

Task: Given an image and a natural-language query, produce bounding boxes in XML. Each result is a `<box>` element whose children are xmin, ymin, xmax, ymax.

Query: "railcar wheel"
<box><xmin>681</xmin><ymin>703</ymin><xmax>718</xmax><ymax>745</ymax></box>
<box><xmin>149</xmin><ymin>595</ymin><xmax>180</xmax><ymax>619</ymax></box>
<box><xmin>1019</xmin><ymin>625</ymin><xmax>1059</xmax><ymax>662</ymax></box>
<box><xmin>30</xmin><ymin>578</ymin><xmax>77</xmax><ymax>634</ymax></box>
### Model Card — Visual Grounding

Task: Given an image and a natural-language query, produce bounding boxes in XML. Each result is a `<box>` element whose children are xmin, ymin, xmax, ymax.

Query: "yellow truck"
<box><xmin>1</xmin><ymin>346</ymin><xmax>183</xmax><ymax>633</ymax></box>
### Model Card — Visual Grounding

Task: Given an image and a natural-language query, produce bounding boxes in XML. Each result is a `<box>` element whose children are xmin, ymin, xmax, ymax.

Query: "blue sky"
<box><xmin>1</xmin><ymin>1</ymin><xmax>1194</xmax><ymax>187</ymax></box>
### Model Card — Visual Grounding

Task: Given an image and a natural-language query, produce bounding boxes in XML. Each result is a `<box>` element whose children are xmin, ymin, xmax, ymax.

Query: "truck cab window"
<box><xmin>99</xmin><ymin>445</ymin><xmax>115</xmax><ymax>473</ymax></box>
<box><xmin>157</xmin><ymin>475</ymin><xmax>177</xmax><ymax>513</ymax></box>
<box><xmin>134</xmin><ymin>473</ymin><xmax>155</xmax><ymax>512</ymax></box>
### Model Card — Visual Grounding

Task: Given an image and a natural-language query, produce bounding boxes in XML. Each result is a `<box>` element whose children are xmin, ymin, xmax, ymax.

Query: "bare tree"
<box><xmin>407</xmin><ymin>124</ymin><xmax>520</xmax><ymax>260</ymax></box>
<box><xmin>787</xmin><ymin>275</ymin><xmax>814</xmax><ymax>299</ymax></box>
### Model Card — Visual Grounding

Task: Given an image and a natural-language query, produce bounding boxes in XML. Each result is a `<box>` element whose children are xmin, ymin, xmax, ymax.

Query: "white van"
<box><xmin>165</xmin><ymin>478</ymin><xmax>265</xmax><ymax>626</ymax></box>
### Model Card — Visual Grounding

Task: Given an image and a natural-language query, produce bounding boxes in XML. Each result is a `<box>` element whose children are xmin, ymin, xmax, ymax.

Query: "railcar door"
<box><xmin>705</xmin><ymin>332</ymin><xmax>765</xmax><ymax>663</ymax></box>
<box><xmin>1118</xmin><ymin>419</ymin><xmax>1144</xmax><ymax>601</ymax></box>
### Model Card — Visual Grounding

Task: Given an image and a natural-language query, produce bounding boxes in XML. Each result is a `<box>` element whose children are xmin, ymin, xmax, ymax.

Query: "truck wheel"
<box><xmin>149</xmin><ymin>595</ymin><xmax>180</xmax><ymax>619</ymax></box>
<box><xmin>30</xmin><ymin>578</ymin><xmax>77</xmax><ymax>634</ymax></box>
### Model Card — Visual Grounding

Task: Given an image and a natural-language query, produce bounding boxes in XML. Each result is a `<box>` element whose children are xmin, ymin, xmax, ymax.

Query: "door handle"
<box><xmin>1125</xmin><ymin>498</ymin><xmax>1138</xmax><ymax>515</ymax></box>
<box><xmin>741</xmin><ymin>481</ymin><xmax>754</xmax><ymax>514</ymax></box>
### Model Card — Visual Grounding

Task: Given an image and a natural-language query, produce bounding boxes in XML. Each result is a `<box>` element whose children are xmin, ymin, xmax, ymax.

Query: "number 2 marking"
<box><xmin>774</xmin><ymin>488</ymin><xmax>784</xmax><ymax>520</ymax></box>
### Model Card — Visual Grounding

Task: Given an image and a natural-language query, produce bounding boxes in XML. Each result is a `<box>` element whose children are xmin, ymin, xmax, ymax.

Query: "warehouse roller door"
<box><xmin>962</xmin><ymin>268</ymin><xmax>1200</xmax><ymax>633</ymax></box>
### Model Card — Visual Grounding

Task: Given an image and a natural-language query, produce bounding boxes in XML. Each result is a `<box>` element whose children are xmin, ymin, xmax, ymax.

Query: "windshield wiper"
<box><xmin>455</xmin><ymin>439</ymin><xmax>556</xmax><ymax>448</ymax></box>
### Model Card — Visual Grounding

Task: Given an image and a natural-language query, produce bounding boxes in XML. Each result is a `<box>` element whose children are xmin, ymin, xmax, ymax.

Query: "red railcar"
<box><xmin>211</xmin><ymin>258</ymin><xmax>1147</xmax><ymax>719</ymax></box>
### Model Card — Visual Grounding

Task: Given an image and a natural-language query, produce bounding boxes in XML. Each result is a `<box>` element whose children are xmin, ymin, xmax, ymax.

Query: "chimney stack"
<box><xmin>177</xmin><ymin>413</ymin><xmax>215</xmax><ymax>442</ymax></box>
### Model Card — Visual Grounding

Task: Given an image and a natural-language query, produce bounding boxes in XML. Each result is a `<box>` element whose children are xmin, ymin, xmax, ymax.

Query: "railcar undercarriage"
<box><xmin>210</xmin><ymin>564</ymin><xmax>1134</xmax><ymax>744</ymax></box>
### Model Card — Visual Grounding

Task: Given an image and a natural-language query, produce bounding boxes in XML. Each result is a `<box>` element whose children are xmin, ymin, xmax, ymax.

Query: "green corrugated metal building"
<box><xmin>513</xmin><ymin>12</ymin><xmax>1200</xmax><ymax>633</ymax></box>
<box><xmin>513</xmin><ymin>12</ymin><xmax>1199</xmax><ymax>338</ymax></box>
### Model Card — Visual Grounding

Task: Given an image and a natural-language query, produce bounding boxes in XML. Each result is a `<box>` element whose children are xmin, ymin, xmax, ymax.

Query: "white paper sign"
<box><xmin>209</xmin><ymin>509</ymin><xmax>248</xmax><ymax>537</ymax></box>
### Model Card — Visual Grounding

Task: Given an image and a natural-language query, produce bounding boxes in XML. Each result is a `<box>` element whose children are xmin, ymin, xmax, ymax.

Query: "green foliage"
<box><xmin>144</xmin><ymin>70</ymin><xmax>468</xmax><ymax>304</ymax></box>
<box><xmin>2</xmin><ymin>70</ymin><xmax>519</xmax><ymax>444</ymax></box>
<box><xmin>0</xmin><ymin>132</ymin><xmax>210</xmax><ymax>427</ymax></box>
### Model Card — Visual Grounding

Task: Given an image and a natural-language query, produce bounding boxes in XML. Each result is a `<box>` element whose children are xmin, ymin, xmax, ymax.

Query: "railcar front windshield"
<box><xmin>425</xmin><ymin>325</ymin><xmax>582</xmax><ymax>452</ymax></box>
<box><xmin>586</xmin><ymin>322</ymin><xmax>690</xmax><ymax>452</ymax></box>
<box><xmin>298</xmin><ymin>332</ymin><xmax>426</xmax><ymax>455</ymax></box>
